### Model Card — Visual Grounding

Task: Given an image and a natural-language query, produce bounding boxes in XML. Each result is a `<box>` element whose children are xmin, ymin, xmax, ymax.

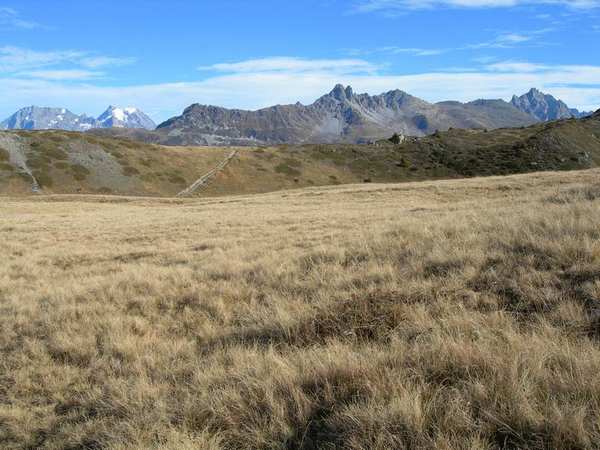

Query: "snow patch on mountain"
<box><xmin>0</xmin><ymin>105</ymin><xmax>156</xmax><ymax>131</ymax></box>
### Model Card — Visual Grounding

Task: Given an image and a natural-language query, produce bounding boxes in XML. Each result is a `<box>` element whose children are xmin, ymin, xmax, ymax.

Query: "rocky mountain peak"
<box><xmin>527</xmin><ymin>87</ymin><xmax>543</xmax><ymax>97</ymax></box>
<box><xmin>92</xmin><ymin>106</ymin><xmax>155</xmax><ymax>130</ymax></box>
<box><xmin>327</xmin><ymin>84</ymin><xmax>355</xmax><ymax>102</ymax></box>
<box><xmin>511</xmin><ymin>88</ymin><xmax>583</xmax><ymax>121</ymax></box>
<box><xmin>1</xmin><ymin>105</ymin><xmax>156</xmax><ymax>131</ymax></box>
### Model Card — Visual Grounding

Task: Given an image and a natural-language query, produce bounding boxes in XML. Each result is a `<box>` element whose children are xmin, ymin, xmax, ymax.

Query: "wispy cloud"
<box><xmin>0</xmin><ymin>7</ymin><xmax>40</xmax><ymax>29</ymax></box>
<box><xmin>348</xmin><ymin>28</ymin><xmax>549</xmax><ymax>60</ymax></box>
<box><xmin>376</xmin><ymin>46</ymin><xmax>446</xmax><ymax>56</ymax></box>
<box><xmin>199</xmin><ymin>57</ymin><xmax>379</xmax><ymax>75</ymax></box>
<box><xmin>485</xmin><ymin>60</ymin><xmax>550</xmax><ymax>72</ymax></box>
<box><xmin>468</xmin><ymin>32</ymin><xmax>533</xmax><ymax>49</ymax></box>
<box><xmin>0</xmin><ymin>46</ymin><xmax>84</xmax><ymax>73</ymax></box>
<box><xmin>80</xmin><ymin>56</ymin><xmax>137</xmax><ymax>69</ymax></box>
<box><xmin>0</xmin><ymin>46</ymin><xmax>135</xmax><ymax>75</ymax></box>
<box><xmin>17</xmin><ymin>69</ymin><xmax>103</xmax><ymax>81</ymax></box>
<box><xmin>353</xmin><ymin>0</ymin><xmax>600</xmax><ymax>14</ymax></box>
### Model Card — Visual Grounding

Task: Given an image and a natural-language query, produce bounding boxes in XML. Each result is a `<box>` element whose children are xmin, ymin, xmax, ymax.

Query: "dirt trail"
<box><xmin>176</xmin><ymin>150</ymin><xmax>238</xmax><ymax>197</ymax></box>
<box><xmin>0</xmin><ymin>133</ymin><xmax>40</xmax><ymax>192</ymax></box>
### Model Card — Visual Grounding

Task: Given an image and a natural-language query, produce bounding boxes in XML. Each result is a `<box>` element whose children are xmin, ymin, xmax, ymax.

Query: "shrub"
<box><xmin>53</xmin><ymin>161</ymin><xmax>70</xmax><ymax>170</ymax></box>
<box><xmin>283</xmin><ymin>157</ymin><xmax>302</xmax><ymax>168</ymax></box>
<box><xmin>168</xmin><ymin>174</ymin><xmax>187</xmax><ymax>185</ymax></box>
<box><xmin>33</xmin><ymin>169</ymin><xmax>53</xmax><ymax>187</ymax></box>
<box><xmin>123</xmin><ymin>166</ymin><xmax>140</xmax><ymax>176</ymax></box>
<box><xmin>389</xmin><ymin>133</ymin><xmax>402</xmax><ymax>145</ymax></box>
<box><xmin>45</xmin><ymin>146</ymin><xmax>68</xmax><ymax>160</ymax></box>
<box><xmin>70</xmin><ymin>164</ymin><xmax>90</xmax><ymax>181</ymax></box>
<box><xmin>275</xmin><ymin>163</ymin><xmax>301</xmax><ymax>177</ymax></box>
<box><xmin>27</xmin><ymin>155</ymin><xmax>51</xmax><ymax>170</ymax></box>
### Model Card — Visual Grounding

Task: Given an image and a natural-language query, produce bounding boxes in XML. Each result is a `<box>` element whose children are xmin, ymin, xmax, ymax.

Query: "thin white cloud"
<box><xmin>379</xmin><ymin>47</ymin><xmax>446</xmax><ymax>56</ymax></box>
<box><xmin>80</xmin><ymin>56</ymin><xmax>136</xmax><ymax>69</ymax></box>
<box><xmin>0</xmin><ymin>7</ymin><xmax>40</xmax><ymax>29</ymax></box>
<box><xmin>0</xmin><ymin>46</ymin><xmax>84</xmax><ymax>73</ymax></box>
<box><xmin>350</xmin><ymin>28</ymin><xmax>551</xmax><ymax>60</ymax></box>
<box><xmin>0</xmin><ymin>57</ymin><xmax>598</xmax><ymax>122</ymax></box>
<box><xmin>468</xmin><ymin>32</ymin><xmax>533</xmax><ymax>48</ymax></box>
<box><xmin>200</xmin><ymin>57</ymin><xmax>379</xmax><ymax>75</ymax></box>
<box><xmin>17</xmin><ymin>69</ymin><xmax>103</xmax><ymax>80</ymax></box>
<box><xmin>486</xmin><ymin>61</ymin><xmax>550</xmax><ymax>72</ymax></box>
<box><xmin>353</xmin><ymin>0</ymin><xmax>600</xmax><ymax>13</ymax></box>
<box><xmin>0</xmin><ymin>46</ymin><xmax>135</xmax><ymax>74</ymax></box>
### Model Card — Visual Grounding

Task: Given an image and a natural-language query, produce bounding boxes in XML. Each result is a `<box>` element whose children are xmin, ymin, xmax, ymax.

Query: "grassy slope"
<box><xmin>1</xmin><ymin>113</ymin><xmax>599</xmax><ymax>197</ymax></box>
<box><xmin>202</xmin><ymin>114</ymin><xmax>600</xmax><ymax>196</ymax></box>
<box><xmin>1</xmin><ymin>169</ymin><xmax>600</xmax><ymax>449</ymax></box>
<box><xmin>0</xmin><ymin>131</ymin><xmax>230</xmax><ymax>196</ymax></box>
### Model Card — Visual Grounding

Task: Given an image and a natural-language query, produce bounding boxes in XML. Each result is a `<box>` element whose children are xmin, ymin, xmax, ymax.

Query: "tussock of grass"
<box><xmin>1</xmin><ymin>169</ymin><xmax>600</xmax><ymax>449</ymax></box>
<box><xmin>32</xmin><ymin>169</ymin><xmax>53</xmax><ymax>187</ymax></box>
<box><xmin>70</xmin><ymin>163</ymin><xmax>91</xmax><ymax>181</ymax></box>
<box><xmin>122</xmin><ymin>165</ymin><xmax>140</xmax><ymax>176</ymax></box>
<box><xmin>274</xmin><ymin>162</ymin><xmax>302</xmax><ymax>176</ymax></box>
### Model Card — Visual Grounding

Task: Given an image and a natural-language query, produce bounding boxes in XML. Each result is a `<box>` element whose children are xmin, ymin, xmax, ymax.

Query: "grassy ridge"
<box><xmin>1</xmin><ymin>169</ymin><xmax>600</xmax><ymax>448</ymax></box>
<box><xmin>1</xmin><ymin>113</ymin><xmax>599</xmax><ymax>197</ymax></box>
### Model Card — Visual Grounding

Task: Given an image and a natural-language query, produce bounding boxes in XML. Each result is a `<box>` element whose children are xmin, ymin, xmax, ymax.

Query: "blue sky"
<box><xmin>0</xmin><ymin>0</ymin><xmax>599</xmax><ymax>122</ymax></box>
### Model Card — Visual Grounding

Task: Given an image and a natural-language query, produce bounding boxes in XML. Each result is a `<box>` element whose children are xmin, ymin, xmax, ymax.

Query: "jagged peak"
<box><xmin>518</xmin><ymin>88</ymin><xmax>569</xmax><ymax>106</ymax></box>
<box><xmin>382</xmin><ymin>88</ymin><xmax>411</xmax><ymax>99</ymax></box>
<box><xmin>327</xmin><ymin>84</ymin><xmax>355</xmax><ymax>102</ymax></box>
<box><xmin>321</xmin><ymin>85</ymin><xmax>414</xmax><ymax>105</ymax></box>
<box><xmin>513</xmin><ymin>88</ymin><xmax>549</xmax><ymax>101</ymax></box>
<box><xmin>526</xmin><ymin>87</ymin><xmax>543</xmax><ymax>95</ymax></box>
<box><xmin>509</xmin><ymin>88</ymin><xmax>585</xmax><ymax>122</ymax></box>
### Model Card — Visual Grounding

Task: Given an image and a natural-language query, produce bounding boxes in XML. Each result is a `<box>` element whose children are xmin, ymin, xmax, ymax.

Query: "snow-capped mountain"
<box><xmin>96</xmin><ymin>106</ymin><xmax>156</xmax><ymax>130</ymax></box>
<box><xmin>0</xmin><ymin>106</ymin><xmax>156</xmax><ymax>131</ymax></box>
<box><xmin>0</xmin><ymin>106</ymin><xmax>97</xmax><ymax>131</ymax></box>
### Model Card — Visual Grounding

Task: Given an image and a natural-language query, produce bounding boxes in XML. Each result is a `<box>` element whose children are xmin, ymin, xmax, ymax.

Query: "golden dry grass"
<box><xmin>1</xmin><ymin>169</ymin><xmax>600</xmax><ymax>449</ymax></box>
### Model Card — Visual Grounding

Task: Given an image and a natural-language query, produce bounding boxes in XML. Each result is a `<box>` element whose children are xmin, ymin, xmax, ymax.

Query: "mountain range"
<box><xmin>2</xmin><ymin>87</ymin><xmax>593</xmax><ymax>146</ymax></box>
<box><xmin>151</xmin><ymin>85</ymin><xmax>537</xmax><ymax>146</ymax></box>
<box><xmin>0</xmin><ymin>106</ymin><xmax>156</xmax><ymax>131</ymax></box>
<box><xmin>147</xmin><ymin>86</ymin><xmax>593</xmax><ymax>146</ymax></box>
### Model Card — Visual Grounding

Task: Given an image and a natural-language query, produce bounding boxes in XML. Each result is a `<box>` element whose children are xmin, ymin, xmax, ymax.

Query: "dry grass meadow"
<box><xmin>2</xmin><ymin>169</ymin><xmax>600</xmax><ymax>449</ymax></box>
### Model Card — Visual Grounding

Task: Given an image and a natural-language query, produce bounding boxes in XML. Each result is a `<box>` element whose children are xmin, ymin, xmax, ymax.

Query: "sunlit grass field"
<box><xmin>1</xmin><ymin>169</ymin><xmax>600</xmax><ymax>449</ymax></box>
